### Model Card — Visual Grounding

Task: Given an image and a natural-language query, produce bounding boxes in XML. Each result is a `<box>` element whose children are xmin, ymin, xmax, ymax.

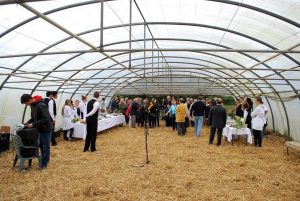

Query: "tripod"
<box><xmin>144</xmin><ymin>123</ymin><xmax>150</xmax><ymax>164</ymax></box>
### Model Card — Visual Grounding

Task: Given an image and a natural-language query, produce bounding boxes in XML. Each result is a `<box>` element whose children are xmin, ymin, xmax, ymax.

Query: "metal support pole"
<box><xmin>158</xmin><ymin>51</ymin><xmax>160</xmax><ymax>76</ymax></box>
<box><xmin>152</xmin><ymin>40</ymin><xmax>154</xmax><ymax>78</ymax></box>
<box><xmin>0</xmin><ymin>48</ymin><xmax>299</xmax><ymax>59</ymax></box>
<box><xmin>144</xmin><ymin>124</ymin><xmax>150</xmax><ymax>164</ymax></box>
<box><xmin>100</xmin><ymin>0</ymin><xmax>104</xmax><ymax>49</ymax></box>
<box><xmin>144</xmin><ymin>24</ymin><xmax>146</xmax><ymax>78</ymax></box>
<box><xmin>129</xmin><ymin>0</ymin><xmax>132</xmax><ymax>68</ymax></box>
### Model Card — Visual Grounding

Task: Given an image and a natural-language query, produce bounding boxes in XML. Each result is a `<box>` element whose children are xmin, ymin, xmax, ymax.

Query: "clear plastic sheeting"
<box><xmin>0</xmin><ymin>0</ymin><xmax>299</xmax><ymax>140</ymax></box>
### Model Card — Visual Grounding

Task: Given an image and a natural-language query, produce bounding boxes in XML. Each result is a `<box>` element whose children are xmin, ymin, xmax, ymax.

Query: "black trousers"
<box><xmin>191</xmin><ymin>120</ymin><xmax>194</xmax><ymax>127</ymax></box>
<box><xmin>51</xmin><ymin>122</ymin><xmax>57</xmax><ymax>145</ymax></box>
<box><xmin>253</xmin><ymin>129</ymin><xmax>262</xmax><ymax>147</ymax></box>
<box><xmin>177</xmin><ymin>122</ymin><xmax>185</xmax><ymax>135</ymax></box>
<box><xmin>184</xmin><ymin>117</ymin><xmax>189</xmax><ymax>133</ymax></box>
<box><xmin>63</xmin><ymin>128</ymin><xmax>74</xmax><ymax>140</ymax></box>
<box><xmin>156</xmin><ymin>113</ymin><xmax>160</xmax><ymax>127</ymax></box>
<box><xmin>165</xmin><ymin>115</ymin><xmax>171</xmax><ymax>127</ymax></box>
<box><xmin>149</xmin><ymin>114</ymin><xmax>156</xmax><ymax>128</ymax></box>
<box><xmin>170</xmin><ymin>115</ymin><xmax>176</xmax><ymax>130</ymax></box>
<box><xmin>84</xmin><ymin>120</ymin><xmax>97</xmax><ymax>151</ymax></box>
<box><xmin>139</xmin><ymin>115</ymin><xmax>145</xmax><ymax>127</ymax></box>
<box><xmin>209</xmin><ymin>127</ymin><xmax>223</xmax><ymax>146</ymax></box>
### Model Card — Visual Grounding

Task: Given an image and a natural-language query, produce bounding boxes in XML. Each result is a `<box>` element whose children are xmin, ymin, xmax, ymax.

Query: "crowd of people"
<box><xmin>114</xmin><ymin>95</ymin><xmax>268</xmax><ymax>148</ymax></box>
<box><xmin>111</xmin><ymin>95</ymin><xmax>218</xmax><ymax>139</ymax></box>
<box><xmin>19</xmin><ymin>92</ymin><xmax>268</xmax><ymax>169</ymax></box>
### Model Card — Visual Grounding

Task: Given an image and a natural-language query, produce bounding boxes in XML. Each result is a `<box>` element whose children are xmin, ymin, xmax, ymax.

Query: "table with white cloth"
<box><xmin>72</xmin><ymin>115</ymin><xmax>126</xmax><ymax>139</ymax></box>
<box><xmin>222</xmin><ymin>125</ymin><xmax>252</xmax><ymax>145</ymax></box>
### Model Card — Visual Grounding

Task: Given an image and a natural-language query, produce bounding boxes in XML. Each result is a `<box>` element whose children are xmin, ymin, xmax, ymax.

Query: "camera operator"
<box><xmin>21</xmin><ymin>94</ymin><xmax>53</xmax><ymax>169</ymax></box>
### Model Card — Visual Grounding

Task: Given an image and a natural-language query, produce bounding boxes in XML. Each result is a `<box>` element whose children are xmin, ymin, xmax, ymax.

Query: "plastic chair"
<box><xmin>11</xmin><ymin>133</ymin><xmax>41</xmax><ymax>172</ymax></box>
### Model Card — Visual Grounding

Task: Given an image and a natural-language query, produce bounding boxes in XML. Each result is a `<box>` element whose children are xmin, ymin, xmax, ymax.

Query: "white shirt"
<box><xmin>63</xmin><ymin>105</ymin><xmax>73</xmax><ymax>117</ymax></box>
<box><xmin>79</xmin><ymin>101</ymin><xmax>87</xmax><ymax>118</ymax></box>
<box><xmin>73</xmin><ymin>106</ymin><xmax>79</xmax><ymax>118</ymax></box>
<box><xmin>99</xmin><ymin>101</ymin><xmax>106</xmax><ymax>111</ymax></box>
<box><xmin>185</xmin><ymin>103</ymin><xmax>190</xmax><ymax>118</ymax></box>
<box><xmin>85</xmin><ymin>98</ymin><xmax>100</xmax><ymax>118</ymax></box>
<box><xmin>261</xmin><ymin>104</ymin><xmax>269</xmax><ymax>124</ymax></box>
<box><xmin>251</xmin><ymin>104</ymin><xmax>265</xmax><ymax>131</ymax></box>
<box><xmin>48</xmin><ymin>98</ymin><xmax>55</xmax><ymax>121</ymax></box>
<box><xmin>243</xmin><ymin>109</ymin><xmax>248</xmax><ymax>120</ymax></box>
<box><xmin>61</xmin><ymin>105</ymin><xmax>74</xmax><ymax>130</ymax></box>
<box><xmin>72</xmin><ymin>107</ymin><xmax>78</xmax><ymax>118</ymax></box>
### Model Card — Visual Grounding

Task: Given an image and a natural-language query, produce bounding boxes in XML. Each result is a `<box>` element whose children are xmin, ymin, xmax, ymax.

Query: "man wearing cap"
<box><xmin>21</xmin><ymin>94</ymin><xmax>53</xmax><ymax>168</ymax></box>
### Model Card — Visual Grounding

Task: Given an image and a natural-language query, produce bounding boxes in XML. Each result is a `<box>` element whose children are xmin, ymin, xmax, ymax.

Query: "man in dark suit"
<box><xmin>208</xmin><ymin>98</ymin><xmax>227</xmax><ymax>146</ymax></box>
<box><xmin>84</xmin><ymin>91</ymin><xmax>100</xmax><ymax>152</ymax></box>
<box><xmin>43</xmin><ymin>91</ymin><xmax>57</xmax><ymax>146</ymax></box>
<box><xmin>50</xmin><ymin>91</ymin><xmax>58</xmax><ymax>146</ymax></box>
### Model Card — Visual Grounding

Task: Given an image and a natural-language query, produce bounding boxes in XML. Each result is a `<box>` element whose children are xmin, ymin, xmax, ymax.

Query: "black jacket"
<box><xmin>27</xmin><ymin>100</ymin><xmax>53</xmax><ymax>133</ymax></box>
<box><xmin>208</xmin><ymin>104</ymin><xmax>227</xmax><ymax>128</ymax></box>
<box><xmin>130</xmin><ymin>101</ymin><xmax>139</xmax><ymax>116</ymax></box>
<box><xmin>235</xmin><ymin>104</ymin><xmax>244</xmax><ymax>117</ymax></box>
<box><xmin>190</xmin><ymin>101</ymin><xmax>206</xmax><ymax>117</ymax></box>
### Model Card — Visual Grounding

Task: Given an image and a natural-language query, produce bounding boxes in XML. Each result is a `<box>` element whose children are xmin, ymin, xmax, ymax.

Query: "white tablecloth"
<box><xmin>72</xmin><ymin>115</ymin><xmax>126</xmax><ymax>139</ymax></box>
<box><xmin>222</xmin><ymin>125</ymin><xmax>252</xmax><ymax>144</ymax></box>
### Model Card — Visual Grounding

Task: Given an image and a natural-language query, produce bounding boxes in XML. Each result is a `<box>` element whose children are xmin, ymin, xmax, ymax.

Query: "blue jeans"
<box><xmin>194</xmin><ymin>116</ymin><xmax>204</xmax><ymax>137</ymax></box>
<box><xmin>39</xmin><ymin>131</ymin><xmax>51</xmax><ymax>167</ymax></box>
<box><xmin>261</xmin><ymin>130</ymin><xmax>264</xmax><ymax>139</ymax></box>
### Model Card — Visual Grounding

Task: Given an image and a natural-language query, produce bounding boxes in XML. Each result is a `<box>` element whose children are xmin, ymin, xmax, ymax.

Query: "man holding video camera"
<box><xmin>21</xmin><ymin>94</ymin><xmax>53</xmax><ymax>169</ymax></box>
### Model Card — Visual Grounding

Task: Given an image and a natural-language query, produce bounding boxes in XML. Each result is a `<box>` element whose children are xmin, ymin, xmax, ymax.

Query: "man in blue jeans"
<box><xmin>21</xmin><ymin>94</ymin><xmax>53</xmax><ymax>169</ymax></box>
<box><xmin>190</xmin><ymin>97</ymin><xmax>206</xmax><ymax>137</ymax></box>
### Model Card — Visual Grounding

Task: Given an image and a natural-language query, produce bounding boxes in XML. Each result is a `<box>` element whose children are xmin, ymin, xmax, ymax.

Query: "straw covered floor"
<box><xmin>1</xmin><ymin>123</ymin><xmax>300</xmax><ymax>201</ymax></box>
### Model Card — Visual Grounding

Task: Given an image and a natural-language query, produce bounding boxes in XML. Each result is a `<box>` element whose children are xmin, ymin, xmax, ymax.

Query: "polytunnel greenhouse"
<box><xmin>0</xmin><ymin>0</ymin><xmax>299</xmax><ymax>200</ymax></box>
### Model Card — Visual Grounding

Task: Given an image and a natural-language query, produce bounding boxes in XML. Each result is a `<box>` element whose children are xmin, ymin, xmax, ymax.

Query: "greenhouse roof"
<box><xmin>0</xmin><ymin>0</ymin><xmax>299</xmax><ymax>139</ymax></box>
<box><xmin>0</xmin><ymin>0</ymin><xmax>299</xmax><ymax>98</ymax></box>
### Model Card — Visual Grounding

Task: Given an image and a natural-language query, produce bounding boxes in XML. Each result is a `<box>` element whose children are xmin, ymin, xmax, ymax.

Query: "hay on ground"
<box><xmin>0</xmin><ymin>123</ymin><xmax>300</xmax><ymax>201</ymax></box>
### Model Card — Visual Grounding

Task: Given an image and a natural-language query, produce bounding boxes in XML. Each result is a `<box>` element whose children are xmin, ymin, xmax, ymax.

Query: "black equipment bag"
<box><xmin>16</xmin><ymin>128</ymin><xmax>39</xmax><ymax>157</ymax></box>
<box><xmin>0</xmin><ymin>133</ymin><xmax>10</xmax><ymax>152</ymax></box>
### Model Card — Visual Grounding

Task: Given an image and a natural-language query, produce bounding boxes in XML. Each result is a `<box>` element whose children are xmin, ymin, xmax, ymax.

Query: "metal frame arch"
<box><xmin>104</xmin><ymin>71</ymin><xmax>237</xmax><ymax>96</ymax></box>
<box><xmin>83</xmin><ymin>51</ymin><xmax>258</xmax><ymax>97</ymax></box>
<box><xmin>1</xmin><ymin>0</ymin><xmax>298</xmax><ymax>38</ymax></box>
<box><xmin>0</xmin><ymin>3</ymin><xmax>290</xmax><ymax>136</ymax></box>
<box><xmin>91</xmin><ymin>66</ymin><xmax>252</xmax><ymax>100</ymax></box>
<box><xmin>66</xmin><ymin>51</ymin><xmax>253</xmax><ymax>99</ymax></box>
<box><xmin>4</xmin><ymin>22</ymin><xmax>298</xmax><ymax>100</ymax></box>
<box><xmin>96</xmin><ymin>51</ymin><xmax>274</xmax><ymax>90</ymax></box>
<box><xmin>97</xmin><ymin>68</ymin><xmax>252</xmax><ymax>110</ymax></box>
<box><xmin>127</xmin><ymin>22</ymin><xmax>300</xmax><ymax>67</ymax></box>
<box><xmin>77</xmin><ymin>54</ymin><xmax>278</xmax><ymax>131</ymax></box>
<box><xmin>2</xmin><ymin>21</ymin><xmax>299</xmax><ymax>90</ymax></box>
<box><xmin>0</xmin><ymin>0</ymin><xmax>112</xmax><ymax>38</ymax></box>
<box><xmin>67</xmin><ymin>24</ymin><xmax>300</xmax><ymax>125</ymax></box>
<box><xmin>207</xmin><ymin>0</ymin><xmax>299</xmax><ymax>28</ymax></box>
<box><xmin>1</xmin><ymin>1</ymin><xmax>298</xmax><ymax>99</ymax></box>
<box><xmin>55</xmin><ymin>36</ymin><xmax>294</xmax><ymax>100</ymax></box>
<box><xmin>103</xmin><ymin>70</ymin><xmax>278</xmax><ymax>132</ymax></box>
<box><xmin>13</xmin><ymin>47</ymin><xmax>292</xmax><ymax>133</ymax></box>
<box><xmin>104</xmin><ymin>71</ymin><xmax>241</xmax><ymax>99</ymax></box>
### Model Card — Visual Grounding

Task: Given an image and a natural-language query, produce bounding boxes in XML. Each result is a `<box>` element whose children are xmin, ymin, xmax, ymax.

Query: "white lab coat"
<box><xmin>61</xmin><ymin>105</ymin><xmax>74</xmax><ymax>130</ymax></box>
<box><xmin>79</xmin><ymin>101</ymin><xmax>87</xmax><ymax>119</ymax></box>
<box><xmin>251</xmin><ymin>105</ymin><xmax>265</xmax><ymax>131</ymax></box>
